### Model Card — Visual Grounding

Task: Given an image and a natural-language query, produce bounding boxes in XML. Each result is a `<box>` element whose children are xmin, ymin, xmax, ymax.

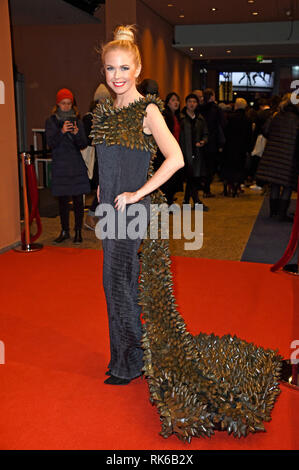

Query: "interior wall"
<box><xmin>104</xmin><ymin>0</ymin><xmax>136</xmax><ymax>41</ymax></box>
<box><xmin>11</xmin><ymin>1</ymin><xmax>192</xmax><ymax>149</ymax></box>
<box><xmin>0</xmin><ymin>0</ymin><xmax>20</xmax><ymax>250</ymax></box>
<box><xmin>136</xmin><ymin>0</ymin><xmax>192</xmax><ymax>102</ymax></box>
<box><xmin>12</xmin><ymin>17</ymin><xmax>105</xmax><ymax>147</ymax></box>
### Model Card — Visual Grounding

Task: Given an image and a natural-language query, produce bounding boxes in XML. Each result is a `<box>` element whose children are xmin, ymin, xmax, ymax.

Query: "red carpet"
<box><xmin>0</xmin><ymin>246</ymin><xmax>298</xmax><ymax>450</ymax></box>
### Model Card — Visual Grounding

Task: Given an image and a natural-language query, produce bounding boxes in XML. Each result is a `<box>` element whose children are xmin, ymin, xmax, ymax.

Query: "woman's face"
<box><xmin>104</xmin><ymin>48</ymin><xmax>141</xmax><ymax>96</ymax></box>
<box><xmin>167</xmin><ymin>95</ymin><xmax>180</xmax><ymax>113</ymax></box>
<box><xmin>57</xmin><ymin>99</ymin><xmax>72</xmax><ymax>112</ymax></box>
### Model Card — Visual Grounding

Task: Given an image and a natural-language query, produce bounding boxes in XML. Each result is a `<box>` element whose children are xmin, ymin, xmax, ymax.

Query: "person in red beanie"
<box><xmin>45</xmin><ymin>88</ymin><xmax>90</xmax><ymax>243</ymax></box>
<box><xmin>56</xmin><ymin>88</ymin><xmax>74</xmax><ymax>104</ymax></box>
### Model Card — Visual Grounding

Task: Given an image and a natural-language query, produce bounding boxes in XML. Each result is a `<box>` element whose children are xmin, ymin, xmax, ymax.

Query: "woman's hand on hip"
<box><xmin>114</xmin><ymin>191</ymin><xmax>141</xmax><ymax>212</ymax></box>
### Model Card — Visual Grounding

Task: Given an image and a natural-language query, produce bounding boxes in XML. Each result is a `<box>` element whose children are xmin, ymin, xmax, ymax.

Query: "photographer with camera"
<box><xmin>45</xmin><ymin>88</ymin><xmax>90</xmax><ymax>244</ymax></box>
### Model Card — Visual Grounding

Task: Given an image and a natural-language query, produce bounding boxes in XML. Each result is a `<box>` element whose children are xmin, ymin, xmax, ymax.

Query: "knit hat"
<box><xmin>56</xmin><ymin>88</ymin><xmax>74</xmax><ymax>104</ymax></box>
<box><xmin>93</xmin><ymin>83</ymin><xmax>111</xmax><ymax>102</ymax></box>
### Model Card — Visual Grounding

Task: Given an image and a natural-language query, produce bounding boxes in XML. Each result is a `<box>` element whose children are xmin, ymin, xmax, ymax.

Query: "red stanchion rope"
<box><xmin>21</xmin><ymin>162</ymin><xmax>42</xmax><ymax>244</ymax></box>
<box><xmin>270</xmin><ymin>176</ymin><xmax>299</xmax><ymax>272</ymax></box>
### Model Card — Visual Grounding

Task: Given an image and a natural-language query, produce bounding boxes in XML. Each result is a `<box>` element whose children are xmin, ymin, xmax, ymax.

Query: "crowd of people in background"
<box><xmin>151</xmin><ymin>84</ymin><xmax>298</xmax><ymax>220</ymax></box>
<box><xmin>45</xmin><ymin>80</ymin><xmax>299</xmax><ymax>244</ymax></box>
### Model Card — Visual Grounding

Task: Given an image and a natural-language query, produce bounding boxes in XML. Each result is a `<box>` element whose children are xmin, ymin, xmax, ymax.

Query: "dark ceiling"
<box><xmin>142</xmin><ymin>0</ymin><xmax>299</xmax><ymax>26</ymax></box>
<box><xmin>61</xmin><ymin>0</ymin><xmax>299</xmax><ymax>60</ymax></box>
<box><xmin>63</xmin><ymin>0</ymin><xmax>299</xmax><ymax>25</ymax></box>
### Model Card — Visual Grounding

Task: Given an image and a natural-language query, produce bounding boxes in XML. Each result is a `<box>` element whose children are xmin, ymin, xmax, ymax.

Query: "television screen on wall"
<box><xmin>219</xmin><ymin>72</ymin><xmax>274</xmax><ymax>90</ymax></box>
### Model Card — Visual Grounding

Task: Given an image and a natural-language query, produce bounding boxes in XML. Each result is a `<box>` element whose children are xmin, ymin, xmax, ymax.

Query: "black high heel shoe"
<box><xmin>104</xmin><ymin>375</ymin><xmax>132</xmax><ymax>385</ymax></box>
<box><xmin>54</xmin><ymin>230</ymin><xmax>70</xmax><ymax>243</ymax></box>
<box><xmin>104</xmin><ymin>373</ymin><xmax>142</xmax><ymax>385</ymax></box>
<box><xmin>73</xmin><ymin>230</ymin><xmax>82</xmax><ymax>244</ymax></box>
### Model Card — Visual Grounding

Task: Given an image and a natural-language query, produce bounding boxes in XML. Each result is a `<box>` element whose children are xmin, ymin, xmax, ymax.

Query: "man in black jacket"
<box><xmin>180</xmin><ymin>94</ymin><xmax>209</xmax><ymax>211</ymax></box>
<box><xmin>200</xmin><ymin>88</ymin><xmax>226</xmax><ymax>197</ymax></box>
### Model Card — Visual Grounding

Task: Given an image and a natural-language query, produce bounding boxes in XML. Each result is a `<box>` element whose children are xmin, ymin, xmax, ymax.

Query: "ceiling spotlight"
<box><xmin>200</xmin><ymin>53</ymin><xmax>203</xmax><ymax>57</ymax></box>
<box><xmin>226</xmin><ymin>49</ymin><xmax>232</xmax><ymax>53</ymax></box>
<box><xmin>247</xmin><ymin>0</ymin><xmax>254</xmax><ymax>3</ymax></box>
<box><xmin>179</xmin><ymin>14</ymin><xmax>185</xmax><ymax>18</ymax></box>
<box><xmin>252</xmin><ymin>11</ymin><xmax>259</xmax><ymax>15</ymax></box>
<box><xmin>210</xmin><ymin>7</ymin><xmax>218</xmax><ymax>12</ymax></box>
<box><xmin>167</xmin><ymin>3</ymin><xmax>173</xmax><ymax>6</ymax></box>
<box><xmin>190</xmin><ymin>47</ymin><xmax>194</xmax><ymax>51</ymax></box>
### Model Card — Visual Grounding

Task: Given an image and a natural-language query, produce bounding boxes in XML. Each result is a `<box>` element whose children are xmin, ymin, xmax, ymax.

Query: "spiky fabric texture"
<box><xmin>91</xmin><ymin>95</ymin><xmax>282</xmax><ymax>442</ymax></box>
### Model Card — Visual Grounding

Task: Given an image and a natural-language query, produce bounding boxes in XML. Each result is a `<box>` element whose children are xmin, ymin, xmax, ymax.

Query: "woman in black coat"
<box><xmin>45</xmin><ymin>88</ymin><xmax>90</xmax><ymax>243</ymax></box>
<box><xmin>256</xmin><ymin>93</ymin><xmax>299</xmax><ymax>221</ymax></box>
<box><xmin>221</xmin><ymin>98</ymin><xmax>252</xmax><ymax>197</ymax></box>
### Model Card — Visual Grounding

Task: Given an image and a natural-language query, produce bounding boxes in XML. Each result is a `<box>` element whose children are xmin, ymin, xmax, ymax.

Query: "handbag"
<box><xmin>251</xmin><ymin>134</ymin><xmax>267</xmax><ymax>157</ymax></box>
<box><xmin>81</xmin><ymin>145</ymin><xmax>95</xmax><ymax>179</ymax></box>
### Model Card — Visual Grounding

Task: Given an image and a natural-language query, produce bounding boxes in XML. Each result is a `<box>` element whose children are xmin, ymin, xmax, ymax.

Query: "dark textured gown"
<box><xmin>91</xmin><ymin>95</ymin><xmax>282</xmax><ymax>442</ymax></box>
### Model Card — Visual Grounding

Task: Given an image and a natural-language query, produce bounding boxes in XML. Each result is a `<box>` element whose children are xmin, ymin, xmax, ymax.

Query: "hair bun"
<box><xmin>114</xmin><ymin>25</ymin><xmax>135</xmax><ymax>42</ymax></box>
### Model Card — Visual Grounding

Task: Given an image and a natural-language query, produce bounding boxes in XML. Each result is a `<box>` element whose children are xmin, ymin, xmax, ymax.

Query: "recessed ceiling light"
<box><xmin>226</xmin><ymin>50</ymin><xmax>232</xmax><ymax>53</ymax></box>
<box><xmin>200</xmin><ymin>53</ymin><xmax>203</xmax><ymax>57</ymax></box>
<box><xmin>179</xmin><ymin>14</ymin><xmax>185</xmax><ymax>18</ymax></box>
<box><xmin>252</xmin><ymin>11</ymin><xmax>259</xmax><ymax>15</ymax></box>
<box><xmin>190</xmin><ymin>47</ymin><xmax>194</xmax><ymax>51</ymax></box>
<box><xmin>210</xmin><ymin>7</ymin><xmax>218</xmax><ymax>12</ymax></box>
<box><xmin>248</xmin><ymin>0</ymin><xmax>254</xmax><ymax>3</ymax></box>
<box><xmin>167</xmin><ymin>3</ymin><xmax>173</xmax><ymax>6</ymax></box>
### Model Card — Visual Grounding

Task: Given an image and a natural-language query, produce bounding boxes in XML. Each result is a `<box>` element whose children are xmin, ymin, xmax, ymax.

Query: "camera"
<box><xmin>62</xmin><ymin>116</ymin><xmax>77</xmax><ymax>132</ymax></box>
<box><xmin>67</xmin><ymin>116</ymin><xmax>77</xmax><ymax>124</ymax></box>
<box><xmin>66</xmin><ymin>116</ymin><xmax>77</xmax><ymax>128</ymax></box>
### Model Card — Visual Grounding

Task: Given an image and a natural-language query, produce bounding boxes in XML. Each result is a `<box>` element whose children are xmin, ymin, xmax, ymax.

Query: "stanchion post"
<box><xmin>14</xmin><ymin>152</ymin><xmax>43</xmax><ymax>253</ymax></box>
<box><xmin>21</xmin><ymin>152</ymin><xmax>30</xmax><ymax>250</ymax></box>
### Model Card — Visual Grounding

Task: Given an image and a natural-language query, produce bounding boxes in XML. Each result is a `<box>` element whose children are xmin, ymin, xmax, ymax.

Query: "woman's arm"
<box><xmin>114</xmin><ymin>104</ymin><xmax>184</xmax><ymax>211</ymax></box>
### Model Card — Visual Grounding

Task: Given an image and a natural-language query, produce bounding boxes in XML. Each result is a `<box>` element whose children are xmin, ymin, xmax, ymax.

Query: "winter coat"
<box><xmin>45</xmin><ymin>115</ymin><xmax>90</xmax><ymax>197</ymax></box>
<box><xmin>221</xmin><ymin>108</ymin><xmax>252</xmax><ymax>183</ymax></box>
<box><xmin>180</xmin><ymin>112</ymin><xmax>208</xmax><ymax>178</ymax></box>
<box><xmin>199</xmin><ymin>102</ymin><xmax>226</xmax><ymax>153</ymax></box>
<box><xmin>256</xmin><ymin>104</ymin><xmax>299</xmax><ymax>189</ymax></box>
<box><xmin>254</xmin><ymin>108</ymin><xmax>272</xmax><ymax>138</ymax></box>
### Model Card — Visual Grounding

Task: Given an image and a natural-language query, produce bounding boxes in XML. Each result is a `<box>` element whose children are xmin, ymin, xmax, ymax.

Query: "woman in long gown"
<box><xmin>91</xmin><ymin>25</ymin><xmax>184</xmax><ymax>385</ymax></box>
<box><xmin>91</xmin><ymin>25</ymin><xmax>282</xmax><ymax>442</ymax></box>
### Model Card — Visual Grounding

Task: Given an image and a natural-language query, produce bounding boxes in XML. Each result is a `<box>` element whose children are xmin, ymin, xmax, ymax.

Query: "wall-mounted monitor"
<box><xmin>219</xmin><ymin>72</ymin><xmax>274</xmax><ymax>91</ymax></box>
